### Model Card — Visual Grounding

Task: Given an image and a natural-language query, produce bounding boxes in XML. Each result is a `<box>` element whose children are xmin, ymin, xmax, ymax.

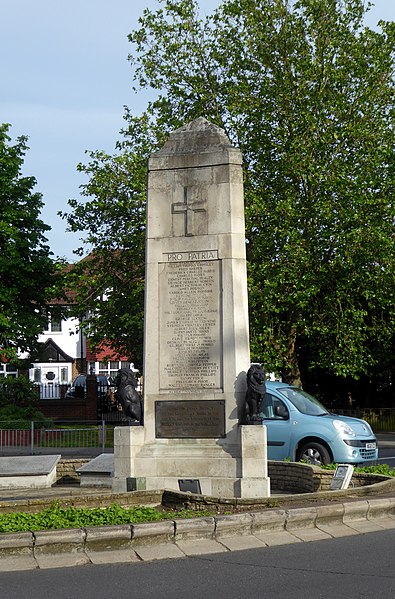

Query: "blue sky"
<box><xmin>2</xmin><ymin>1</ymin><xmax>394</xmax><ymax>261</ymax></box>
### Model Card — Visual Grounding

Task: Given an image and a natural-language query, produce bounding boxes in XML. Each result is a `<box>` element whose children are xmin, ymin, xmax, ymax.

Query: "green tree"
<box><xmin>0</xmin><ymin>124</ymin><xmax>56</xmax><ymax>360</ymax></box>
<box><xmin>63</xmin><ymin>0</ymin><xmax>395</xmax><ymax>386</ymax></box>
<box><xmin>60</xmin><ymin>151</ymin><xmax>147</xmax><ymax>365</ymax></box>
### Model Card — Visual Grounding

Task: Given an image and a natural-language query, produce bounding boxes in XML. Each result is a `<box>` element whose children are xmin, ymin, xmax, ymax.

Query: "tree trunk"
<box><xmin>282</xmin><ymin>325</ymin><xmax>302</xmax><ymax>387</ymax></box>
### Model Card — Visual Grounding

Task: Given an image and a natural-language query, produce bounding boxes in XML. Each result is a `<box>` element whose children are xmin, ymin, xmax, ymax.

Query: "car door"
<box><xmin>261</xmin><ymin>393</ymin><xmax>293</xmax><ymax>460</ymax></box>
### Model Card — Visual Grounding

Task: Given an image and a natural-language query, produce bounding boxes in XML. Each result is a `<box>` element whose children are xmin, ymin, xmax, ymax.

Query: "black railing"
<box><xmin>335</xmin><ymin>408</ymin><xmax>395</xmax><ymax>432</ymax></box>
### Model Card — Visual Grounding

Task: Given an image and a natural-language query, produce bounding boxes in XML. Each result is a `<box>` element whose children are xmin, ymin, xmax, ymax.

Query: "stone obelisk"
<box><xmin>113</xmin><ymin>118</ymin><xmax>270</xmax><ymax>498</ymax></box>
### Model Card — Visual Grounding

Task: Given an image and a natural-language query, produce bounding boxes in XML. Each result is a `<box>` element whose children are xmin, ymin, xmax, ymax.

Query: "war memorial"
<box><xmin>112</xmin><ymin>117</ymin><xmax>270</xmax><ymax>498</ymax></box>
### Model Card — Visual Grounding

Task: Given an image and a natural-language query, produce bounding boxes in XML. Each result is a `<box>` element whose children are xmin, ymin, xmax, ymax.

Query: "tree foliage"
<box><xmin>62</xmin><ymin>0</ymin><xmax>395</xmax><ymax>386</ymax></box>
<box><xmin>59</xmin><ymin>151</ymin><xmax>147</xmax><ymax>365</ymax></box>
<box><xmin>0</xmin><ymin>124</ymin><xmax>56</xmax><ymax>360</ymax></box>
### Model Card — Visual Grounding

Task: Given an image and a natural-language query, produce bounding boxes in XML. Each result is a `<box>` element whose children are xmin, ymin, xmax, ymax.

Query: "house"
<box><xmin>27</xmin><ymin>307</ymin><xmax>82</xmax><ymax>397</ymax></box>
<box><xmin>1</xmin><ymin>255</ymin><xmax>139</xmax><ymax>411</ymax></box>
<box><xmin>27</xmin><ymin>306</ymin><xmax>136</xmax><ymax>399</ymax></box>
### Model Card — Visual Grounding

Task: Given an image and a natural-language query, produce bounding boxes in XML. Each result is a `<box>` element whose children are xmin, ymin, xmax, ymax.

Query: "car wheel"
<box><xmin>297</xmin><ymin>442</ymin><xmax>331</xmax><ymax>465</ymax></box>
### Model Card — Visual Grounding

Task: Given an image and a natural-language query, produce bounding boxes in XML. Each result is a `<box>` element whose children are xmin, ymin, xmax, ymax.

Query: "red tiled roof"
<box><xmin>86</xmin><ymin>340</ymin><xmax>129</xmax><ymax>362</ymax></box>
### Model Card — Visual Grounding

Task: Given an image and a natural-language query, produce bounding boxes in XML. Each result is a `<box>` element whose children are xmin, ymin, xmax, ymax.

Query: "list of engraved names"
<box><xmin>159</xmin><ymin>258</ymin><xmax>222</xmax><ymax>390</ymax></box>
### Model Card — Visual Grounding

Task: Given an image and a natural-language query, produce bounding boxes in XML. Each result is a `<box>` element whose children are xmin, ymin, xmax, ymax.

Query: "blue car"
<box><xmin>261</xmin><ymin>381</ymin><xmax>378</xmax><ymax>465</ymax></box>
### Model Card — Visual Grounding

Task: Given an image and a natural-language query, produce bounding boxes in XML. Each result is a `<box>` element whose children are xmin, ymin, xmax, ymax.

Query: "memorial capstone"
<box><xmin>113</xmin><ymin>118</ymin><xmax>270</xmax><ymax>497</ymax></box>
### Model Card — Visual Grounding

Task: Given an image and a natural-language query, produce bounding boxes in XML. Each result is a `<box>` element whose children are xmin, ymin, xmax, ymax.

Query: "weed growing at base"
<box><xmin>321</xmin><ymin>463</ymin><xmax>395</xmax><ymax>477</ymax></box>
<box><xmin>0</xmin><ymin>503</ymin><xmax>214</xmax><ymax>534</ymax></box>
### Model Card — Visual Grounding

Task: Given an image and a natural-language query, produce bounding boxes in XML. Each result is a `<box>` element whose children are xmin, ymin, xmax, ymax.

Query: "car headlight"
<box><xmin>333</xmin><ymin>419</ymin><xmax>356</xmax><ymax>437</ymax></box>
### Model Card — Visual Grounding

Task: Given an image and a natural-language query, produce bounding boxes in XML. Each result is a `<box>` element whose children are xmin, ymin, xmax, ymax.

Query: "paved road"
<box><xmin>377</xmin><ymin>447</ymin><xmax>395</xmax><ymax>468</ymax></box>
<box><xmin>376</xmin><ymin>434</ymin><xmax>395</xmax><ymax>467</ymax></box>
<box><xmin>2</xmin><ymin>529</ymin><xmax>394</xmax><ymax>599</ymax></box>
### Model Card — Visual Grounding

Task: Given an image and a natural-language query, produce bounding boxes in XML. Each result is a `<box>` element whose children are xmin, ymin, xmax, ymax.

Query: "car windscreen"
<box><xmin>73</xmin><ymin>376</ymin><xmax>86</xmax><ymax>387</ymax></box>
<box><xmin>276</xmin><ymin>387</ymin><xmax>329</xmax><ymax>416</ymax></box>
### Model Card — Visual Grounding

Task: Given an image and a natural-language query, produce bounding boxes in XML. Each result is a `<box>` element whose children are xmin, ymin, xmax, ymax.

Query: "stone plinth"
<box><xmin>77</xmin><ymin>454</ymin><xmax>114</xmax><ymax>488</ymax></box>
<box><xmin>239</xmin><ymin>425</ymin><xmax>270</xmax><ymax>498</ymax></box>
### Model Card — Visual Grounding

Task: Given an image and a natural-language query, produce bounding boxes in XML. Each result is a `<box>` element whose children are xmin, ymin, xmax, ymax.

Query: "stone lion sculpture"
<box><xmin>114</xmin><ymin>368</ymin><xmax>142</xmax><ymax>425</ymax></box>
<box><xmin>241</xmin><ymin>363</ymin><xmax>266</xmax><ymax>424</ymax></box>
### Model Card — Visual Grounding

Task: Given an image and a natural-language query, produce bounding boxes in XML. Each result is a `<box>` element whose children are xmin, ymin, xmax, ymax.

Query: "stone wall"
<box><xmin>56</xmin><ymin>459</ymin><xmax>88</xmax><ymax>484</ymax></box>
<box><xmin>268</xmin><ymin>461</ymin><xmax>317</xmax><ymax>493</ymax></box>
<box><xmin>311</xmin><ymin>467</ymin><xmax>388</xmax><ymax>490</ymax></box>
<box><xmin>268</xmin><ymin>461</ymin><xmax>389</xmax><ymax>493</ymax></box>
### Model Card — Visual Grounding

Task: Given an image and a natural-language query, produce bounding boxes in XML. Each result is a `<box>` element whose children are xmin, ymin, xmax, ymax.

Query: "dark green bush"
<box><xmin>0</xmin><ymin>404</ymin><xmax>52</xmax><ymax>429</ymax></box>
<box><xmin>0</xmin><ymin>376</ymin><xmax>39</xmax><ymax>407</ymax></box>
<box><xmin>0</xmin><ymin>377</ymin><xmax>52</xmax><ymax>428</ymax></box>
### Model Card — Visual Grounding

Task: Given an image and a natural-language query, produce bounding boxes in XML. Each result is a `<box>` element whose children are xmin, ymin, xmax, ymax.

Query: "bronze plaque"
<box><xmin>155</xmin><ymin>400</ymin><xmax>226</xmax><ymax>438</ymax></box>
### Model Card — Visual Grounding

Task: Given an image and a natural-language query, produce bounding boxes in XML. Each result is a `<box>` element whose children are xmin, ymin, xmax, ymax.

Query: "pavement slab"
<box><xmin>315</xmin><ymin>522</ymin><xmax>359</xmax><ymax>537</ymax></box>
<box><xmin>134</xmin><ymin>543</ymin><xmax>185</xmax><ymax>561</ymax></box>
<box><xmin>34</xmin><ymin>550</ymin><xmax>90</xmax><ymax>570</ymax></box>
<box><xmin>254</xmin><ymin>530</ymin><xmax>301</xmax><ymax>546</ymax></box>
<box><xmin>86</xmin><ymin>548</ymin><xmax>140</xmax><ymax>565</ymax></box>
<box><xmin>216</xmin><ymin>535</ymin><xmax>266</xmax><ymax>551</ymax></box>
<box><xmin>288</xmin><ymin>527</ymin><xmax>332</xmax><ymax>542</ymax></box>
<box><xmin>0</xmin><ymin>555</ymin><xmax>38</xmax><ymax>572</ymax></box>
<box><xmin>345</xmin><ymin>520</ymin><xmax>387</xmax><ymax>534</ymax></box>
<box><xmin>176</xmin><ymin>539</ymin><xmax>228</xmax><ymax>556</ymax></box>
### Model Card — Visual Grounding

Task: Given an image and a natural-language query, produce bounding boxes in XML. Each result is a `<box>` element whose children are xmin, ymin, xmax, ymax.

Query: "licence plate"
<box><xmin>366</xmin><ymin>442</ymin><xmax>376</xmax><ymax>449</ymax></box>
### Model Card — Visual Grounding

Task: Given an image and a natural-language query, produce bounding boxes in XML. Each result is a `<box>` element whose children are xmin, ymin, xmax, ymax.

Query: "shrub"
<box><xmin>0</xmin><ymin>404</ymin><xmax>52</xmax><ymax>429</ymax></box>
<box><xmin>0</xmin><ymin>377</ymin><xmax>39</xmax><ymax>408</ymax></box>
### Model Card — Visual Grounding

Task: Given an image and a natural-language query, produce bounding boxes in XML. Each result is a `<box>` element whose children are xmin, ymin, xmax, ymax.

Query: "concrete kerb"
<box><xmin>281</xmin><ymin>507</ymin><xmax>331</xmax><ymax>543</ymax></box>
<box><xmin>367</xmin><ymin>496</ymin><xmax>395</xmax><ymax>520</ymax></box>
<box><xmin>366</xmin><ymin>496</ymin><xmax>395</xmax><ymax>531</ymax></box>
<box><xmin>314</xmin><ymin>503</ymin><xmax>359</xmax><ymax>538</ymax></box>
<box><xmin>342</xmin><ymin>499</ymin><xmax>386</xmax><ymax>534</ymax></box>
<box><xmin>174</xmin><ymin>516</ymin><xmax>216</xmax><ymax>541</ymax></box>
<box><xmin>214</xmin><ymin>512</ymin><xmax>253</xmax><ymax>538</ymax></box>
<box><xmin>174</xmin><ymin>516</ymin><xmax>225</xmax><ymax>556</ymax></box>
<box><xmin>33</xmin><ymin>528</ymin><xmax>90</xmax><ymax>569</ymax></box>
<box><xmin>84</xmin><ymin>524</ymin><xmax>140</xmax><ymax>565</ymax></box>
<box><xmin>0</xmin><ymin>531</ymin><xmax>37</xmax><ymax>571</ymax></box>
<box><xmin>285</xmin><ymin>507</ymin><xmax>317</xmax><ymax>531</ymax></box>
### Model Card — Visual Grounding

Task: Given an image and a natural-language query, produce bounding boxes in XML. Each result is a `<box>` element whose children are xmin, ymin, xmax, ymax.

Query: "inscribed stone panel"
<box><xmin>159</xmin><ymin>259</ymin><xmax>222</xmax><ymax>391</ymax></box>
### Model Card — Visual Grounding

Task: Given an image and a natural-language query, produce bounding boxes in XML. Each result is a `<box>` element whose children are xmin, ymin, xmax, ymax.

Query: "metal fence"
<box><xmin>0</xmin><ymin>421</ymin><xmax>116</xmax><ymax>456</ymax></box>
<box><xmin>334</xmin><ymin>408</ymin><xmax>395</xmax><ymax>433</ymax></box>
<box><xmin>35</xmin><ymin>384</ymin><xmax>70</xmax><ymax>399</ymax></box>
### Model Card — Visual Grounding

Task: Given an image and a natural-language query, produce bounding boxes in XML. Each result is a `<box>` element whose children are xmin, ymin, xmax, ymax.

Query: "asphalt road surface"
<box><xmin>2</xmin><ymin>529</ymin><xmax>394</xmax><ymax>599</ymax></box>
<box><xmin>377</xmin><ymin>447</ymin><xmax>395</xmax><ymax>468</ymax></box>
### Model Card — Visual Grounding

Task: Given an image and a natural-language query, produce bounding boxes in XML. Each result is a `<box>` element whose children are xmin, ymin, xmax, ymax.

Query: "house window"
<box><xmin>48</xmin><ymin>317</ymin><xmax>62</xmax><ymax>332</ymax></box>
<box><xmin>93</xmin><ymin>361</ymin><xmax>132</xmax><ymax>378</ymax></box>
<box><xmin>0</xmin><ymin>364</ymin><xmax>18</xmax><ymax>378</ymax></box>
<box><xmin>99</xmin><ymin>361</ymin><xmax>126</xmax><ymax>377</ymax></box>
<box><xmin>60</xmin><ymin>367</ymin><xmax>68</xmax><ymax>383</ymax></box>
<box><xmin>33</xmin><ymin>368</ymin><xmax>41</xmax><ymax>383</ymax></box>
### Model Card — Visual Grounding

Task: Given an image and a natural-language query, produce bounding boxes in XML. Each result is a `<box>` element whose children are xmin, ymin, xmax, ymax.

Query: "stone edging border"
<box><xmin>162</xmin><ymin>476</ymin><xmax>395</xmax><ymax>511</ymax></box>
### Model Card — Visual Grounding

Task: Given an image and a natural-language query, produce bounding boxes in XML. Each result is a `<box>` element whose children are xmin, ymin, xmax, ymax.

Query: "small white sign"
<box><xmin>330</xmin><ymin>464</ymin><xmax>354</xmax><ymax>490</ymax></box>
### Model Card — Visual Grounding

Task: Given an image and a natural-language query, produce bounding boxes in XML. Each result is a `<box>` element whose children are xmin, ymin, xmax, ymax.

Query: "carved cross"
<box><xmin>171</xmin><ymin>187</ymin><xmax>207</xmax><ymax>236</ymax></box>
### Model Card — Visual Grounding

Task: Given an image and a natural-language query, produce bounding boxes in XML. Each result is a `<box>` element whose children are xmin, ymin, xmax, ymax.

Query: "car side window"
<box><xmin>260</xmin><ymin>394</ymin><xmax>289</xmax><ymax>420</ymax></box>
